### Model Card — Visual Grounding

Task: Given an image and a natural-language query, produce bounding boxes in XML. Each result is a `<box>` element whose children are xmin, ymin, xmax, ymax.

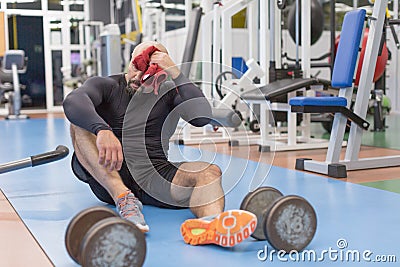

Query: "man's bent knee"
<box><xmin>197</xmin><ymin>164</ymin><xmax>222</xmax><ymax>185</ymax></box>
<box><xmin>173</xmin><ymin>162</ymin><xmax>222</xmax><ymax>187</ymax></box>
<box><xmin>205</xmin><ymin>164</ymin><xmax>222</xmax><ymax>177</ymax></box>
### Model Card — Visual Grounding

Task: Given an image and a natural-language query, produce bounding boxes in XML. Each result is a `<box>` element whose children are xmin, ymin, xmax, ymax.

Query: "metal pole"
<box><xmin>345</xmin><ymin>0</ymin><xmax>388</xmax><ymax>161</ymax></box>
<box><xmin>295</xmin><ymin>0</ymin><xmax>299</xmax><ymax>67</ymax></box>
<box><xmin>330</xmin><ymin>0</ymin><xmax>336</xmax><ymax>77</ymax></box>
<box><xmin>260</xmin><ymin>0</ymin><xmax>270</xmax><ymax>85</ymax></box>
<box><xmin>301</xmin><ymin>0</ymin><xmax>311</xmax><ymax>78</ymax></box>
<box><xmin>0</xmin><ymin>158</ymin><xmax>31</xmax><ymax>174</ymax></box>
<box><xmin>11</xmin><ymin>63</ymin><xmax>20</xmax><ymax>116</ymax></box>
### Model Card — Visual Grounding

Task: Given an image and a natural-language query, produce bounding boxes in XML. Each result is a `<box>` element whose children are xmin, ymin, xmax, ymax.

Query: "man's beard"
<box><xmin>125</xmin><ymin>79</ymin><xmax>141</xmax><ymax>95</ymax></box>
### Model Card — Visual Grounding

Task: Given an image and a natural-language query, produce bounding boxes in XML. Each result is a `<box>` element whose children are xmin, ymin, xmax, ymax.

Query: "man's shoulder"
<box><xmin>159</xmin><ymin>80</ymin><xmax>176</xmax><ymax>93</ymax></box>
<box><xmin>108</xmin><ymin>73</ymin><xmax>126</xmax><ymax>83</ymax></box>
<box><xmin>86</xmin><ymin>74</ymin><xmax>124</xmax><ymax>84</ymax></box>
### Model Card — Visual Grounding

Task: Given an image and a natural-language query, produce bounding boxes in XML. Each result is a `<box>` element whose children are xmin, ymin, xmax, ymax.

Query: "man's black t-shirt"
<box><xmin>63</xmin><ymin>73</ymin><xmax>211</xmax><ymax>159</ymax></box>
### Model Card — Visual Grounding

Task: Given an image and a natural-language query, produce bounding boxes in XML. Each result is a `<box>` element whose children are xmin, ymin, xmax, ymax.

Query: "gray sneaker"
<box><xmin>116</xmin><ymin>191</ymin><xmax>149</xmax><ymax>232</ymax></box>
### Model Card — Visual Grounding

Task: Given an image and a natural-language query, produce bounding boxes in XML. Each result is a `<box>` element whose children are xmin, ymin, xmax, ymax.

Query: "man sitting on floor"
<box><xmin>63</xmin><ymin>41</ymin><xmax>256</xmax><ymax>247</ymax></box>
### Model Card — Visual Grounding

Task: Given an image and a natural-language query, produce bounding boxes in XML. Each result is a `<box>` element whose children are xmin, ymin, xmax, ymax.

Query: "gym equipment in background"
<box><xmin>355</xmin><ymin>28</ymin><xmax>388</xmax><ymax>85</ymax></box>
<box><xmin>171</xmin><ymin>7</ymin><xmax>262</xmax><ymax>146</ymax></box>
<box><xmin>0</xmin><ymin>50</ymin><xmax>28</xmax><ymax>120</ymax></box>
<box><xmin>290</xmin><ymin>1</ymin><xmax>400</xmax><ymax>178</ymax></box>
<box><xmin>332</xmin><ymin>29</ymin><xmax>389</xmax><ymax>86</ymax></box>
<box><xmin>171</xmin><ymin>59</ymin><xmax>267</xmax><ymax>146</ymax></box>
<box><xmin>287</xmin><ymin>0</ymin><xmax>324</xmax><ymax>46</ymax></box>
<box><xmin>100</xmin><ymin>24</ymin><xmax>122</xmax><ymax>77</ymax></box>
<box><xmin>368</xmin><ymin>89</ymin><xmax>391</xmax><ymax>131</ymax></box>
<box><xmin>238</xmin><ymin>0</ymin><xmax>341</xmax><ymax>152</ymax></box>
<box><xmin>180</xmin><ymin>6</ymin><xmax>202</xmax><ymax>78</ymax></box>
<box><xmin>240</xmin><ymin>70</ymin><xmax>338</xmax><ymax>152</ymax></box>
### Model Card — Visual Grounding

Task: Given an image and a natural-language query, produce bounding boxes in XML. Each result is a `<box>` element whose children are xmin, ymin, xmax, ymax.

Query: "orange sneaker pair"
<box><xmin>180</xmin><ymin>210</ymin><xmax>257</xmax><ymax>247</ymax></box>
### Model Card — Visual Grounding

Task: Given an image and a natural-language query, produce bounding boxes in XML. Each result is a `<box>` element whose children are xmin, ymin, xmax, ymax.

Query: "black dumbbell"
<box><xmin>240</xmin><ymin>186</ymin><xmax>317</xmax><ymax>252</ymax></box>
<box><xmin>65</xmin><ymin>206</ymin><xmax>146</xmax><ymax>267</ymax></box>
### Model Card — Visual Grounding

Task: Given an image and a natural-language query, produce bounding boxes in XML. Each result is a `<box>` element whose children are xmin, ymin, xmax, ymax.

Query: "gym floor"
<box><xmin>1</xmin><ymin>114</ymin><xmax>400</xmax><ymax>266</ymax></box>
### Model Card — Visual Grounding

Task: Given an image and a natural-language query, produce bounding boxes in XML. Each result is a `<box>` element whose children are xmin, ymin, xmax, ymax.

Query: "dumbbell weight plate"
<box><xmin>240</xmin><ymin>186</ymin><xmax>284</xmax><ymax>240</ymax></box>
<box><xmin>264</xmin><ymin>195</ymin><xmax>317</xmax><ymax>252</ymax></box>
<box><xmin>81</xmin><ymin>217</ymin><xmax>146</xmax><ymax>267</ymax></box>
<box><xmin>65</xmin><ymin>206</ymin><xmax>119</xmax><ymax>264</ymax></box>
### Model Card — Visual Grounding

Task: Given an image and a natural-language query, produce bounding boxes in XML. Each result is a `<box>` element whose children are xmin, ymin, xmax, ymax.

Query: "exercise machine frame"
<box><xmin>291</xmin><ymin>0</ymin><xmax>400</xmax><ymax>178</ymax></box>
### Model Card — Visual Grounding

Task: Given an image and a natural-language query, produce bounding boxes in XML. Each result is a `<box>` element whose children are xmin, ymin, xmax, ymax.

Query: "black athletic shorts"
<box><xmin>71</xmin><ymin>152</ymin><xmax>185</xmax><ymax>209</ymax></box>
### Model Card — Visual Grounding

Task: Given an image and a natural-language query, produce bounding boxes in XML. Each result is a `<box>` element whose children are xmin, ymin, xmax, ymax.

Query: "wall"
<box><xmin>163</xmin><ymin>27</ymin><xmax>187</xmax><ymax>64</ymax></box>
<box><xmin>0</xmin><ymin>12</ymin><xmax>5</xmax><ymax>57</ymax></box>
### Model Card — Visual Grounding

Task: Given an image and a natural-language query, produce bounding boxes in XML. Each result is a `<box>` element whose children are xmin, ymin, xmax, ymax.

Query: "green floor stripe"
<box><xmin>360</xmin><ymin>179</ymin><xmax>400</xmax><ymax>194</ymax></box>
<box><xmin>311</xmin><ymin>113</ymin><xmax>400</xmax><ymax>150</ymax></box>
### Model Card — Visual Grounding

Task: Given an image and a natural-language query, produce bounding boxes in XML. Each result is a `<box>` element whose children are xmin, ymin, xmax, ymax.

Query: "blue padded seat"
<box><xmin>289</xmin><ymin>9</ymin><xmax>366</xmax><ymax>110</ymax></box>
<box><xmin>331</xmin><ymin>9</ymin><xmax>366</xmax><ymax>88</ymax></box>
<box><xmin>288</xmin><ymin>9</ymin><xmax>369</xmax><ymax>130</ymax></box>
<box><xmin>289</xmin><ymin>97</ymin><xmax>347</xmax><ymax>107</ymax></box>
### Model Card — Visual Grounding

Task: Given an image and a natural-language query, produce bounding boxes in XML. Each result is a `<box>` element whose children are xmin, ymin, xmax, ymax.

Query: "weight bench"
<box><xmin>290</xmin><ymin>96</ymin><xmax>369</xmax><ymax>130</ymax></box>
<box><xmin>289</xmin><ymin>8</ymin><xmax>368</xmax><ymax>134</ymax></box>
<box><xmin>289</xmin><ymin>2</ymin><xmax>398</xmax><ymax>178</ymax></box>
<box><xmin>241</xmin><ymin>77</ymin><xmax>331</xmax><ymax>101</ymax></box>
<box><xmin>240</xmin><ymin>75</ymin><xmax>338</xmax><ymax>151</ymax></box>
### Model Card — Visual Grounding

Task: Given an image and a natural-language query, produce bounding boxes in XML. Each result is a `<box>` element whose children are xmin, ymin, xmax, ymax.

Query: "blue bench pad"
<box><xmin>289</xmin><ymin>96</ymin><xmax>347</xmax><ymax>107</ymax></box>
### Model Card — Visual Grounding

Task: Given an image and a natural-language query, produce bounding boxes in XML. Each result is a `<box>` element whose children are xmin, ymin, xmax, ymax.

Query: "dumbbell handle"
<box><xmin>0</xmin><ymin>145</ymin><xmax>69</xmax><ymax>174</ymax></box>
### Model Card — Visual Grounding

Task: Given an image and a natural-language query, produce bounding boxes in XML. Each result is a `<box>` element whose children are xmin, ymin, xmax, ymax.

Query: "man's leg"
<box><xmin>70</xmin><ymin>124</ymin><xmax>129</xmax><ymax>203</ymax></box>
<box><xmin>170</xmin><ymin>162</ymin><xmax>224</xmax><ymax>218</ymax></box>
<box><xmin>70</xmin><ymin>124</ymin><xmax>149</xmax><ymax>232</ymax></box>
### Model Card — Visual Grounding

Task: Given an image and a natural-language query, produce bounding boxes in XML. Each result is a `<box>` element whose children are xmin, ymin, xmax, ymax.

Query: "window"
<box><xmin>7</xmin><ymin>0</ymin><xmax>41</xmax><ymax>10</ymax></box>
<box><xmin>48</xmin><ymin>0</ymin><xmax>63</xmax><ymax>11</ymax></box>
<box><xmin>69</xmin><ymin>2</ymin><xmax>84</xmax><ymax>12</ymax></box>
<box><xmin>49</xmin><ymin>18</ymin><xmax>62</xmax><ymax>45</ymax></box>
<box><xmin>70</xmin><ymin>17</ymin><xmax>83</xmax><ymax>44</ymax></box>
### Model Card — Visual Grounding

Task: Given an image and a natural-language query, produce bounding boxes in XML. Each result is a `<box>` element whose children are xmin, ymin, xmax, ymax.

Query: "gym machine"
<box><xmin>0</xmin><ymin>50</ymin><xmax>28</xmax><ymax>120</ymax></box>
<box><xmin>290</xmin><ymin>0</ymin><xmax>400</xmax><ymax>178</ymax></box>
